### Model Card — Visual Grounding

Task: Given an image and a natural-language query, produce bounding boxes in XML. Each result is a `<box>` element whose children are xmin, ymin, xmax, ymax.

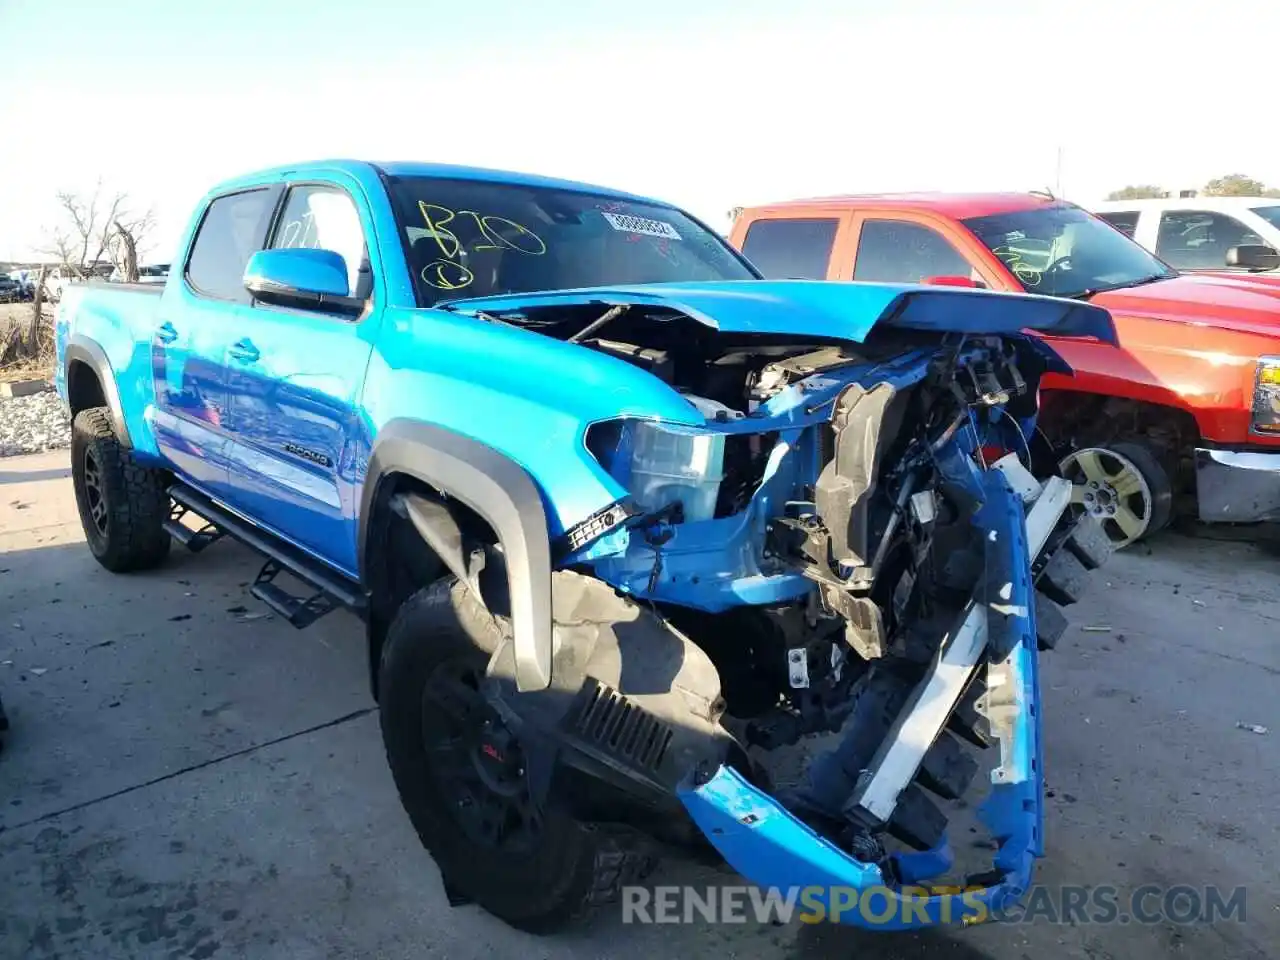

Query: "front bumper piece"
<box><xmin>1195</xmin><ymin>447</ymin><xmax>1280</xmax><ymax>523</ymax></box>
<box><xmin>678</xmin><ymin>471</ymin><xmax>1072</xmax><ymax>929</ymax></box>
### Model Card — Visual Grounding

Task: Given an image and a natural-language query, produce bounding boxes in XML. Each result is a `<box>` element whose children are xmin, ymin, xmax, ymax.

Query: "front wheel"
<box><xmin>1060</xmin><ymin>442</ymin><xmax>1173</xmax><ymax>548</ymax></box>
<box><xmin>378</xmin><ymin>579</ymin><xmax>648</xmax><ymax>934</ymax></box>
<box><xmin>70</xmin><ymin>407</ymin><xmax>171</xmax><ymax>572</ymax></box>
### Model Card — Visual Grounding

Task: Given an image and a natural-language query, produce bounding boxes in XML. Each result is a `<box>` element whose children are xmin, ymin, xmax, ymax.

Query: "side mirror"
<box><xmin>922</xmin><ymin>275</ymin><xmax>987</xmax><ymax>289</ymax></box>
<box><xmin>244</xmin><ymin>248</ymin><xmax>363</xmax><ymax>314</ymax></box>
<box><xmin>1225</xmin><ymin>244</ymin><xmax>1280</xmax><ymax>272</ymax></box>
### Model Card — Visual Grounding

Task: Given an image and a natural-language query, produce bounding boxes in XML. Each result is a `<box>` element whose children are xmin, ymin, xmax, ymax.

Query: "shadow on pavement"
<box><xmin>0</xmin><ymin>465</ymin><xmax>72</xmax><ymax>486</ymax></box>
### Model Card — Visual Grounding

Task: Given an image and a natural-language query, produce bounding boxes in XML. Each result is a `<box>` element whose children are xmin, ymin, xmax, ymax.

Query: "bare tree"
<box><xmin>3</xmin><ymin>182</ymin><xmax>155</xmax><ymax>365</ymax></box>
<box><xmin>111</xmin><ymin>219</ymin><xmax>140</xmax><ymax>282</ymax></box>
<box><xmin>39</xmin><ymin>180</ymin><xmax>155</xmax><ymax>281</ymax></box>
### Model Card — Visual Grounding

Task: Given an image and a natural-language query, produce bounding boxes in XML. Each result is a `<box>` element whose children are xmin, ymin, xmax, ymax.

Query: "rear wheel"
<box><xmin>1060</xmin><ymin>442</ymin><xmax>1173</xmax><ymax>548</ymax></box>
<box><xmin>378</xmin><ymin>579</ymin><xmax>648</xmax><ymax>934</ymax></box>
<box><xmin>71</xmin><ymin>407</ymin><xmax>171</xmax><ymax>572</ymax></box>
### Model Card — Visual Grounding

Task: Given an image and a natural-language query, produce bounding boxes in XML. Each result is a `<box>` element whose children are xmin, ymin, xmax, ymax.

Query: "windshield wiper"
<box><xmin>438</xmin><ymin>303</ymin><xmax>521</xmax><ymax>327</ymax></box>
<box><xmin>1067</xmin><ymin>273</ymin><xmax>1172</xmax><ymax>299</ymax></box>
<box><xmin>1125</xmin><ymin>273</ymin><xmax>1173</xmax><ymax>289</ymax></box>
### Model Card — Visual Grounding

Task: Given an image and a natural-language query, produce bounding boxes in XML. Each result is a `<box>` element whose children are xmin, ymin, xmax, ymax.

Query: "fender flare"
<box><xmin>359</xmin><ymin>419</ymin><xmax>554</xmax><ymax>692</ymax></box>
<box><xmin>63</xmin><ymin>335</ymin><xmax>132</xmax><ymax>448</ymax></box>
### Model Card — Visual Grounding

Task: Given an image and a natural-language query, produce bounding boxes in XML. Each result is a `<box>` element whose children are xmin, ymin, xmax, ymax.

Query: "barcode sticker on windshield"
<box><xmin>601</xmin><ymin>211</ymin><xmax>682</xmax><ymax>240</ymax></box>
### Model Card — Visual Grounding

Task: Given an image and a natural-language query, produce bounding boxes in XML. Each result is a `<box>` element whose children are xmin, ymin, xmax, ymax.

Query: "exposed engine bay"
<box><xmin>426</xmin><ymin>291</ymin><xmax>1113</xmax><ymax>925</ymax></box>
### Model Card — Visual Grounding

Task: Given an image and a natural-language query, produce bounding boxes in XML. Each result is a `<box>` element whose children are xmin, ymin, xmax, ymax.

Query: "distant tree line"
<box><xmin>1107</xmin><ymin>174</ymin><xmax>1280</xmax><ymax>201</ymax></box>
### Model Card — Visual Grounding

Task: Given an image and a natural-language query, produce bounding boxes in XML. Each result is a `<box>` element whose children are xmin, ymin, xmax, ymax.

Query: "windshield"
<box><xmin>1251</xmin><ymin>205</ymin><xmax>1280</xmax><ymax>230</ymax></box>
<box><xmin>963</xmin><ymin>203</ymin><xmax>1176</xmax><ymax>298</ymax></box>
<box><xmin>386</xmin><ymin>176</ymin><xmax>757</xmax><ymax>306</ymax></box>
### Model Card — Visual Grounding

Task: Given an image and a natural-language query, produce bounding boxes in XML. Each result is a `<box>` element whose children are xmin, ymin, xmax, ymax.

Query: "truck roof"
<box><xmin>743</xmin><ymin>192</ymin><xmax>1061</xmax><ymax>220</ymax></box>
<box><xmin>208</xmin><ymin>159</ymin><xmax>670</xmax><ymax>208</ymax></box>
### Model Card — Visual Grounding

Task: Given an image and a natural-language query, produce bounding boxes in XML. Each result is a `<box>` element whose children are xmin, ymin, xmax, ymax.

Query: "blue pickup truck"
<box><xmin>56</xmin><ymin>159</ymin><xmax>1115</xmax><ymax>932</ymax></box>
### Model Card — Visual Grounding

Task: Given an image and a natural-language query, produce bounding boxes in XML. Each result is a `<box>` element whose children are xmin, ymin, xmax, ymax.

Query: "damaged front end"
<box><xmin>447</xmin><ymin>281</ymin><xmax>1115</xmax><ymax>928</ymax></box>
<box><xmin>681</xmin><ymin>464</ymin><xmax>1075</xmax><ymax>928</ymax></box>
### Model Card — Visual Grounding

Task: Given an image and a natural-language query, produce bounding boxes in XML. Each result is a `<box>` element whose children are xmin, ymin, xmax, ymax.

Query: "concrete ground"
<box><xmin>2</xmin><ymin>449</ymin><xmax>1277</xmax><ymax>959</ymax></box>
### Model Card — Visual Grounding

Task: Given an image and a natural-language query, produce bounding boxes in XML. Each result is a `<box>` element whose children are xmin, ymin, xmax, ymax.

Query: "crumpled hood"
<box><xmin>442</xmin><ymin>280</ymin><xmax>1118</xmax><ymax>345</ymax></box>
<box><xmin>1092</xmin><ymin>273</ymin><xmax>1280</xmax><ymax>339</ymax></box>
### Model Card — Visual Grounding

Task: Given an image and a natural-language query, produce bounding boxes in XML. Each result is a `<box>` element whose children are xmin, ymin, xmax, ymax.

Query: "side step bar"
<box><xmin>163</xmin><ymin>502</ymin><xmax>226</xmax><ymax>553</ymax></box>
<box><xmin>167</xmin><ymin>483</ymin><xmax>366</xmax><ymax>627</ymax></box>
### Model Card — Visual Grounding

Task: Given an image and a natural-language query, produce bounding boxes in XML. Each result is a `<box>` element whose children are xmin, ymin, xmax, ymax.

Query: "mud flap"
<box><xmin>677</xmin><ymin>473</ymin><xmax>1045</xmax><ymax>929</ymax></box>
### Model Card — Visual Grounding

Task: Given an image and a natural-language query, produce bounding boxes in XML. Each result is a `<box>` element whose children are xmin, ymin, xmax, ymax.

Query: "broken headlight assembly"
<box><xmin>589</xmin><ymin>396</ymin><xmax>744</xmax><ymax>524</ymax></box>
<box><xmin>1252</xmin><ymin>356</ymin><xmax>1280</xmax><ymax>436</ymax></box>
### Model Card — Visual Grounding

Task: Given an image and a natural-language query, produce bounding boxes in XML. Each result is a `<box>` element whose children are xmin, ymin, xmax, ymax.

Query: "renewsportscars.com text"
<box><xmin>621</xmin><ymin>884</ymin><xmax>1247</xmax><ymax>926</ymax></box>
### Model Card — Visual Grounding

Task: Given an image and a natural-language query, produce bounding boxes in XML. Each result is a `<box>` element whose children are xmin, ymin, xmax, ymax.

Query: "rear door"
<box><xmin>154</xmin><ymin>186</ymin><xmax>280</xmax><ymax>498</ymax></box>
<box><xmin>736</xmin><ymin>211</ymin><xmax>852</xmax><ymax>280</ymax></box>
<box><xmin>219</xmin><ymin>176</ymin><xmax>380</xmax><ymax>575</ymax></box>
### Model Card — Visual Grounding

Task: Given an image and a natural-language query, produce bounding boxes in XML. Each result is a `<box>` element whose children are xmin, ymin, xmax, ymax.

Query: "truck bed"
<box><xmin>71</xmin><ymin>280</ymin><xmax>166</xmax><ymax>296</ymax></box>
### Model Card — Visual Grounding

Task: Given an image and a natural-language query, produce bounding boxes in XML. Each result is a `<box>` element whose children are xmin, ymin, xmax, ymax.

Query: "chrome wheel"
<box><xmin>1060</xmin><ymin>447</ymin><xmax>1153</xmax><ymax>548</ymax></box>
<box><xmin>82</xmin><ymin>446</ymin><xmax>108</xmax><ymax>536</ymax></box>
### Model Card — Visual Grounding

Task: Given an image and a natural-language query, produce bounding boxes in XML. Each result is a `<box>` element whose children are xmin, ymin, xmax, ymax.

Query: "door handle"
<box><xmin>155</xmin><ymin>321</ymin><xmax>178</xmax><ymax>344</ymax></box>
<box><xmin>229</xmin><ymin>338</ymin><xmax>260</xmax><ymax>363</ymax></box>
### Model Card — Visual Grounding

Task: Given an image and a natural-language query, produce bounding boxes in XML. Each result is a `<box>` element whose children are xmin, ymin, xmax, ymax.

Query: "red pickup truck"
<box><xmin>729</xmin><ymin>194</ymin><xmax>1280</xmax><ymax>546</ymax></box>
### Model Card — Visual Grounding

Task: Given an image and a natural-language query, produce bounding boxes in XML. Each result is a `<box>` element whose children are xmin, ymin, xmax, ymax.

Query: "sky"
<box><xmin>2</xmin><ymin>0</ymin><xmax>1278</xmax><ymax>262</ymax></box>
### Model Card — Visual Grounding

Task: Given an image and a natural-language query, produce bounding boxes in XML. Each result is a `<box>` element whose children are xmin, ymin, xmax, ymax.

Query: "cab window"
<box><xmin>740</xmin><ymin>218</ymin><xmax>838</xmax><ymax>280</ymax></box>
<box><xmin>268</xmin><ymin>185</ymin><xmax>369</xmax><ymax>298</ymax></box>
<box><xmin>853</xmin><ymin>219</ymin><xmax>973</xmax><ymax>283</ymax></box>
<box><xmin>1097</xmin><ymin>210</ymin><xmax>1140</xmax><ymax>238</ymax></box>
<box><xmin>1156</xmin><ymin>210</ymin><xmax>1266</xmax><ymax>270</ymax></box>
<box><xmin>185</xmin><ymin>189</ymin><xmax>276</xmax><ymax>302</ymax></box>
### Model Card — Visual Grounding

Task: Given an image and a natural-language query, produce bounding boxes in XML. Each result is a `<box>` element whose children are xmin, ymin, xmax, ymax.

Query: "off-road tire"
<box><xmin>71</xmin><ymin>407</ymin><xmax>171</xmax><ymax>572</ymax></box>
<box><xmin>378</xmin><ymin>579</ymin><xmax>650</xmax><ymax>934</ymax></box>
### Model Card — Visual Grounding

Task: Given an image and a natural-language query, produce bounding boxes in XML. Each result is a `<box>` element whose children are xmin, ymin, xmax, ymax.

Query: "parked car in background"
<box><xmin>7</xmin><ymin>270</ymin><xmax>36</xmax><ymax>299</ymax></box>
<box><xmin>729</xmin><ymin>193</ymin><xmax>1280</xmax><ymax>547</ymax></box>
<box><xmin>44</xmin><ymin>264</ymin><xmax>114</xmax><ymax>300</ymax></box>
<box><xmin>0</xmin><ymin>274</ymin><xmax>25</xmax><ymax>303</ymax></box>
<box><xmin>1092</xmin><ymin>197</ymin><xmax>1280</xmax><ymax>274</ymax></box>
<box><xmin>108</xmin><ymin>263</ymin><xmax>171</xmax><ymax>284</ymax></box>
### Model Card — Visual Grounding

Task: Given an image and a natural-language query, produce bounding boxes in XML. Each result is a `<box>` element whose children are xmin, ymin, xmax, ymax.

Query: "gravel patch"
<box><xmin>0</xmin><ymin>387</ymin><xmax>71</xmax><ymax>457</ymax></box>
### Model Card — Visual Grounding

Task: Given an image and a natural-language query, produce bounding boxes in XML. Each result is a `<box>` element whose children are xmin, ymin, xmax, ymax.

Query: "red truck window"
<box><xmin>853</xmin><ymin>220</ymin><xmax>972</xmax><ymax>284</ymax></box>
<box><xmin>740</xmin><ymin>218</ymin><xmax>838</xmax><ymax>280</ymax></box>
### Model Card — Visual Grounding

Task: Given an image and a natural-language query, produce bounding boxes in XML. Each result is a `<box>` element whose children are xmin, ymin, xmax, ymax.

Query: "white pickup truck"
<box><xmin>1091</xmin><ymin>196</ymin><xmax>1280</xmax><ymax>274</ymax></box>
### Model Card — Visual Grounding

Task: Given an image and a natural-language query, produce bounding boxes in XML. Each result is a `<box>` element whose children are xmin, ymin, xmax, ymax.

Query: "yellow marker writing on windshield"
<box><xmin>422</xmin><ymin>259</ymin><xmax>474</xmax><ymax>291</ymax></box>
<box><xmin>418</xmin><ymin>202</ymin><xmax>546</xmax><ymax>258</ymax></box>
